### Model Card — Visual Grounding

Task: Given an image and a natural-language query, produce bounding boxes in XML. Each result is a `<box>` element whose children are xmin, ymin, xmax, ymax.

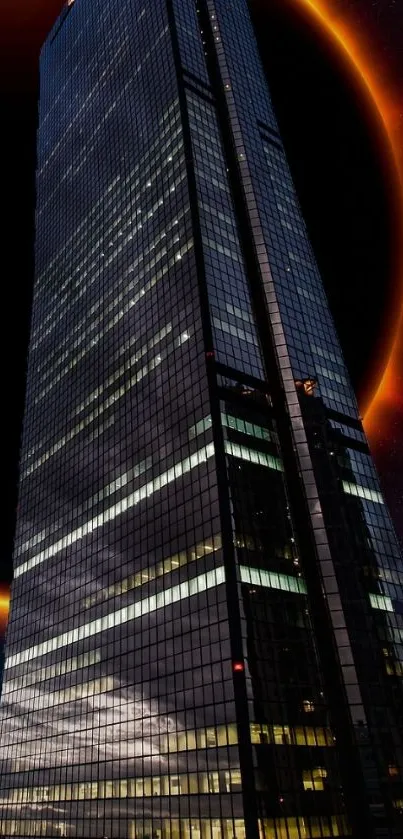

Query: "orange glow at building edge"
<box><xmin>0</xmin><ymin>590</ymin><xmax>10</xmax><ymax>635</ymax></box>
<box><xmin>289</xmin><ymin>0</ymin><xmax>403</xmax><ymax>438</ymax></box>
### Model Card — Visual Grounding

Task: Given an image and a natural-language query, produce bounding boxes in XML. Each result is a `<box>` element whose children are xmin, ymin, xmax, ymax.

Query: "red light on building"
<box><xmin>233</xmin><ymin>661</ymin><xmax>244</xmax><ymax>672</ymax></box>
<box><xmin>206</xmin><ymin>351</ymin><xmax>215</xmax><ymax>358</ymax></box>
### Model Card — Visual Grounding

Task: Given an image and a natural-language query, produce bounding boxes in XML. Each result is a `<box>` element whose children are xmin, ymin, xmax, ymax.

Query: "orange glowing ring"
<box><xmin>0</xmin><ymin>593</ymin><xmax>10</xmax><ymax>610</ymax></box>
<box><xmin>288</xmin><ymin>0</ymin><xmax>403</xmax><ymax>438</ymax></box>
<box><xmin>0</xmin><ymin>590</ymin><xmax>10</xmax><ymax>635</ymax></box>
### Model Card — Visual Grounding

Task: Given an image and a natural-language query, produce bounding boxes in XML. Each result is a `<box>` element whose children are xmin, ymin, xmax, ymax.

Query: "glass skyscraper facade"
<box><xmin>0</xmin><ymin>0</ymin><xmax>402</xmax><ymax>837</ymax></box>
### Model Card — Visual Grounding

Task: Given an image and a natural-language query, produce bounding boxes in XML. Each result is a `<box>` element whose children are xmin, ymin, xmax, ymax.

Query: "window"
<box><xmin>302</xmin><ymin>767</ymin><xmax>328</xmax><ymax>791</ymax></box>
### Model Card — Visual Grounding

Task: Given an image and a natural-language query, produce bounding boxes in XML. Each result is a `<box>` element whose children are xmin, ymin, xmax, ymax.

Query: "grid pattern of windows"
<box><xmin>201</xmin><ymin>0</ymin><xmax>403</xmax><ymax>831</ymax></box>
<box><xmin>186</xmin><ymin>90</ymin><xmax>265</xmax><ymax>379</ymax></box>
<box><xmin>5</xmin><ymin>566</ymin><xmax>226</xmax><ymax>669</ymax></box>
<box><xmin>0</xmin><ymin>3</ymin><xmax>240</xmax><ymax>837</ymax></box>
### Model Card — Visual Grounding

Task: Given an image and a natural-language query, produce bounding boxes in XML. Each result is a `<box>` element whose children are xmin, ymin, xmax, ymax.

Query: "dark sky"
<box><xmin>0</xmin><ymin>0</ymin><xmax>402</xmax><ymax>614</ymax></box>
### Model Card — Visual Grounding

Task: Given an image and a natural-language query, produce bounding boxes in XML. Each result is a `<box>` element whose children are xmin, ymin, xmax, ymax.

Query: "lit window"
<box><xmin>225</xmin><ymin>442</ymin><xmax>283</xmax><ymax>472</ymax></box>
<box><xmin>6</xmin><ymin>565</ymin><xmax>226</xmax><ymax>669</ymax></box>
<box><xmin>240</xmin><ymin>566</ymin><xmax>307</xmax><ymax>596</ymax></box>
<box><xmin>250</xmin><ymin>722</ymin><xmax>334</xmax><ymax>748</ymax></box>
<box><xmin>302</xmin><ymin>767</ymin><xmax>327</xmax><ymax>791</ymax></box>
<box><xmin>258</xmin><ymin>815</ymin><xmax>350</xmax><ymax>838</ymax></box>
<box><xmin>369</xmin><ymin>593</ymin><xmax>394</xmax><ymax>613</ymax></box>
<box><xmin>14</xmin><ymin>440</ymin><xmax>215</xmax><ymax>580</ymax></box>
<box><xmin>342</xmin><ymin>480</ymin><xmax>384</xmax><ymax>506</ymax></box>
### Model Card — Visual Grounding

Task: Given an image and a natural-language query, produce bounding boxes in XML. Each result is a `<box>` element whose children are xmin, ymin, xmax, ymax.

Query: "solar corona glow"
<box><xmin>0</xmin><ymin>1</ymin><xmax>402</xmax><ymax>838</ymax></box>
<box><xmin>0</xmin><ymin>589</ymin><xmax>9</xmax><ymax>637</ymax></box>
<box><xmin>291</xmin><ymin>0</ymin><xmax>403</xmax><ymax>436</ymax></box>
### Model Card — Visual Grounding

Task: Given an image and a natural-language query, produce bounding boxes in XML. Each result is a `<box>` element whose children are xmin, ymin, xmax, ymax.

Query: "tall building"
<box><xmin>0</xmin><ymin>0</ymin><xmax>402</xmax><ymax>837</ymax></box>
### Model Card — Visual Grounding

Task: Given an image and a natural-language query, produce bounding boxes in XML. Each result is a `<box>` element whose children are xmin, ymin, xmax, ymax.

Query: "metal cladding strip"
<box><xmin>204</xmin><ymin>0</ymin><xmax>367</xmax><ymax>729</ymax></box>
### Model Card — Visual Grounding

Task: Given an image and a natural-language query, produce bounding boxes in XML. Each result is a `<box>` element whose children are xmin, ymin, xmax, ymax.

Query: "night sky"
<box><xmin>0</xmin><ymin>0</ymin><xmax>402</xmax><ymax>637</ymax></box>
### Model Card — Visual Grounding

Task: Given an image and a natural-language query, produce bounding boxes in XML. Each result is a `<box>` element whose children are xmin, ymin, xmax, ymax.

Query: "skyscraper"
<box><xmin>0</xmin><ymin>0</ymin><xmax>402</xmax><ymax>836</ymax></box>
